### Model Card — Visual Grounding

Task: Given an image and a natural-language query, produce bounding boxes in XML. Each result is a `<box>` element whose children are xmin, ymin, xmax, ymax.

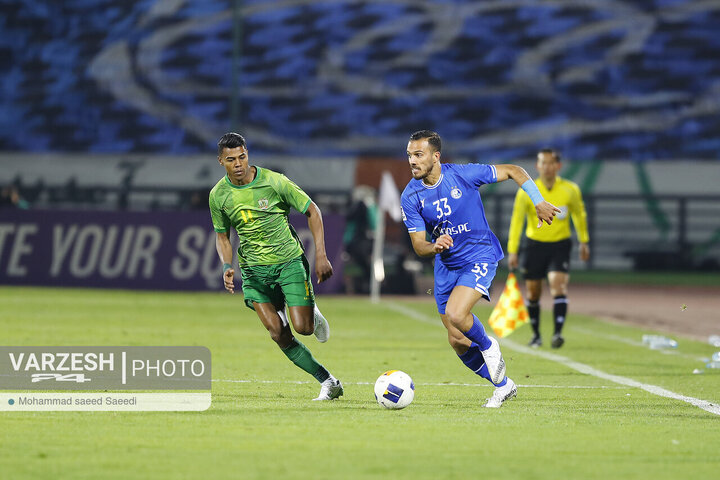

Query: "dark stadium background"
<box><xmin>1</xmin><ymin>0</ymin><xmax>719</xmax><ymax>294</ymax></box>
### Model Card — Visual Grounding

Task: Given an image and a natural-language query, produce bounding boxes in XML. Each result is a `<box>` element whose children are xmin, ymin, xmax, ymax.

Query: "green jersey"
<box><xmin>209</xmin><ymin>166</ymin><xmax>312</xmax><ymax>267</ymax></box>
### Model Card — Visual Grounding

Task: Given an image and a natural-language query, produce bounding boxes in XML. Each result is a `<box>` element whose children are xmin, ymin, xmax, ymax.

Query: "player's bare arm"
<box><xmin>409</xmin><ymin>231</ymin><xmax>453</xmax><ymax>257</ymax></box>
<box><xmin>215</xmin><ymin>231</ymin><xmax>235</xmax><ymax>293</ymax></box>
<box><xmin>579</xmin><ymin>242</ymin><xmax>590</xmax><ymax>262</ymax></box>
<box><xmin>507</xmin><ymin>253</ymin><xmax>519</xmax><ymax>270</ymax></box>
<box><xmin>305</xmin><ymin>201</ymin><xmax>333</xmax><ymax>283</ymax></box>
<box><xmin>495</xmin><ymin>164</ymin><xmax>561</xmax><ymax>227</ymax></box>
<box><xmin>494</xmin><ymin>163</ymin><xmax>532</xmax><ymax>184</ymax></box>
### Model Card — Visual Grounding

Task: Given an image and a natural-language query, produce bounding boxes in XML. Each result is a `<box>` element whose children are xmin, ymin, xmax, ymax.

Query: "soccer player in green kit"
<box><xmin>210</xmin><ymin>132</ymin><xmax>343</xmax><ymax>401</ymax></box>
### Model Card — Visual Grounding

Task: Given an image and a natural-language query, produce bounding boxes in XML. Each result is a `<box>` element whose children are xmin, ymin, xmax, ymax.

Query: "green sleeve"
<box><xmin>209</xmin><ymin>192</ymin><xmax>231</xmax><ymax>233</ymax></box>
<box><xmin>276</xmin><ymin>174</ymin><xmax>312</xmax><ymax>214</ymax></box>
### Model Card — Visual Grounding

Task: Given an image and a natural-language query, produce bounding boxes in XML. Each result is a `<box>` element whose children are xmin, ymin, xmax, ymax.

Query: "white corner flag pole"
<box><xmin>370</xmin><ymin>172</ymin><xmax>401</xmax><ymax>304</ymax></box>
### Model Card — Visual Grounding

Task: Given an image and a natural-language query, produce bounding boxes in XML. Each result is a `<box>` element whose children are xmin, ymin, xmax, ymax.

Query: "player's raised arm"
<box><xmin>495</xmin><ymin>164</ymin><xmax>561</xmax><ymax>227</ymax></box>
<box><xmin>305</xmin><ymin>201</ymin><xmax>333</xmax><ymax>283</ymax></box>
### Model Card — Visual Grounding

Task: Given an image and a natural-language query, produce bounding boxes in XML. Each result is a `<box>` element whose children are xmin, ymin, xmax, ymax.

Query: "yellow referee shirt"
<box><xmin>507</xmin><ymin>176</ymin><xmax>589</xmax><ymax>254</ymax></box>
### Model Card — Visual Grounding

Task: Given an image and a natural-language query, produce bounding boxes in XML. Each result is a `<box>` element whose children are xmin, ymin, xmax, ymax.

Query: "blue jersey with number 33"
<box><xmin>400</xmin><ymin>163</ymin><xmax>504</xmax><ymax>268</ymax></box>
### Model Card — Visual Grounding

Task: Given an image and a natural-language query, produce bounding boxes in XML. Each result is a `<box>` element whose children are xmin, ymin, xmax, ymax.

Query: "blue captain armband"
<box><xmin>521</xmin><ymin>180</ymin><xmax>544</xmax><ymax>206</ymax></box>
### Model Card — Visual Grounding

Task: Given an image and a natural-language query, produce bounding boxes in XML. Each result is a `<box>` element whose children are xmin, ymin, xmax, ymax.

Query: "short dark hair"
<box><xmin>538</xmin><ymin>147</ymin><xmax>561</xmax><ymax>162</ymax></box>
<box><xmin>409</xmin><ymin>130</ymin><xmax>442</xmax><ymax>153</ymax></box>
<box><xmin>217</xmin><ymin>132</ymin><xmax>247</xmax><ymax>155</ymax></box>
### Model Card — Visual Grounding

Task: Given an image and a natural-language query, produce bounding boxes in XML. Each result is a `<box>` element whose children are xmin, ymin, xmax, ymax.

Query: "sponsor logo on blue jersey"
<box><xmin>437</xmin><ymin>222</ymin><xmax>470</xmax><ymax>236</ymax></box>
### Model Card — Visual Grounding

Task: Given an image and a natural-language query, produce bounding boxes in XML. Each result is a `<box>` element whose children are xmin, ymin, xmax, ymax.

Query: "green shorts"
<box><xmin>239</xmin><ymin>255</ymin><xmax>315</xmax><ymax>310</ymax></box>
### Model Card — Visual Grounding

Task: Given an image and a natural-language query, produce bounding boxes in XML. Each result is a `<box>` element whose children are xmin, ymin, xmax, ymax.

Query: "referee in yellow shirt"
<box><xmin>507</xmin><ymin>148</ymin><xmax>590</xmax><ymax>348</ymax></box>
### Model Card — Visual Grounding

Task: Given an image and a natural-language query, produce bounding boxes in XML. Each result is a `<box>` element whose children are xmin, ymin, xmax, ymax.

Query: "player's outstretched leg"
<box><xmin>457</xmin><ymin>342</ymin><xmax>496</xmax><ymax>383</ymax></box>
<box><xmin>314</xmin><ymin>374</ymin><xmax>343</xmax><ymax>401</ymax></box>
<box><xmin>483</xmin><ymin>377</ymin><xmax>517</xmax><ymax>408</ymax></box>
<box><xmin>281</xmin><ymin>338</ymin><xmax>343</xmax><ymax>400</ymax></box>
<box><xmin>481</xmin><ymin>337</ymin><xmax>506</xmax><ymax>384</ymax></box>
<box><xmin>313</xmin><ymin>305</ymin><xmax>330</xmax><ymax>343</ymax></box>
<box><xmin>457</xmin><ymin>342</ymin><xmax>516</xmax><ymax>408</ymax></box>
<box><xmin>461</xmin><ymin>314</ymin><xmax>506</xmax><ymax>383</ymax></box>
<box><xmin>256</xmin><ymin>303</ymin><xmax>341</xmax><ymax>400</ymax></box>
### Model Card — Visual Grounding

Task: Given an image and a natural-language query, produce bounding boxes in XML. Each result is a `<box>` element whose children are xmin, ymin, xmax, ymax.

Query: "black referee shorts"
<box><xmin>521</xmin><ymin>238</ymin><xmax>571</xmax><ymax>280</ymax></box>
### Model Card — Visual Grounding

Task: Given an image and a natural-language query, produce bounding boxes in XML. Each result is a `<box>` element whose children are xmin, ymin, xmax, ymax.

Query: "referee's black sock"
<box><xmin>527</xmin><ymin>300</ymin><xmax>540</xmax><ymax>337</ymax></box>
<box><xmin>553</xmin><ymin>295</ymin><xmax>568</xmax><ymax>335</ymax></box>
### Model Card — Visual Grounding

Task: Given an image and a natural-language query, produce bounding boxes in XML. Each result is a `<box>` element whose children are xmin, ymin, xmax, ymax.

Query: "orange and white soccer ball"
<box><xmin>374</xmin><ymin>370</ymin><xmax>415</xmax><ymax>409</ymax></box>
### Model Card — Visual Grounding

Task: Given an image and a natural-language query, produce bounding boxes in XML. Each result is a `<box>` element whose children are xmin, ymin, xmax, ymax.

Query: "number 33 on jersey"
<box><xmin>400</xmin><ymin>163</ymin><xmax>505</xmax><ymax>269</ymax></box>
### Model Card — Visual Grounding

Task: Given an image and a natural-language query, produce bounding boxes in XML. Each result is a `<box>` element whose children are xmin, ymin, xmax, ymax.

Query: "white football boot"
<box><xmin>481</xmin><ymin>337</ymin><xmax>506</xmax><ymax>384</ymax></box>
<box><xmin>313</xmin><ymin>375</ymin><xmax>343</xmax><ymax>401</ymax></box>
<box><xmin>483</xmin><ymin>377</ymin><xmax>517</xmax><ymax>408</ymax></box>
<box><xmin>313</xmin><ymin>305</ymin><xmax>330</xmax><ymax>343</ymax></box>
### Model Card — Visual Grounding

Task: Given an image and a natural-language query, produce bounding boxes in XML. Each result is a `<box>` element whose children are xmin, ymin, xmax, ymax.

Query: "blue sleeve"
<box><xmin>458</xmin><ymin>163</ymin><xmax>498</xmax><ymax>186</ymax></box>
<box><xmin>400</xmin><ymin>191</ymin><xmax>425</xmax><ymax>234</ymax></box>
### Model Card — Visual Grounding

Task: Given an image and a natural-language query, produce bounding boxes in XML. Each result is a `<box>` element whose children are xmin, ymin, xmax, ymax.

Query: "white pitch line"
<box><xmin>384</xmin><ymin>302</ymin><xmax>720</xmax><ymax>416</ymax></box>
<box><xmin>212</xmin><ymin>379</ymin><xmax>622</xmax><ymax>389</ymax></box>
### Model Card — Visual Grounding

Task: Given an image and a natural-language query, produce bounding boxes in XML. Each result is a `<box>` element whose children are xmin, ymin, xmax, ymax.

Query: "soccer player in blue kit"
<box><xmin>400</xmin><ymin>131</ymin><xmax>560</xmax><ymax>408</ymax></box>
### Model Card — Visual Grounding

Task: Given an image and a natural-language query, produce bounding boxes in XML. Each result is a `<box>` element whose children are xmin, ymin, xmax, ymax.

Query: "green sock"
<box><xmin>281</xmin><ymin>338</ymin><xmax>330</xmax><ymax>383</ymax></box>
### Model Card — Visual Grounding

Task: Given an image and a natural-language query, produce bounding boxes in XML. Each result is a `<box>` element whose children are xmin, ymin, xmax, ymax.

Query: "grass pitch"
<box><xmin>1</xmin><ymin>286</ymin><xmax>719</xmax><ymax>479</ymax></box>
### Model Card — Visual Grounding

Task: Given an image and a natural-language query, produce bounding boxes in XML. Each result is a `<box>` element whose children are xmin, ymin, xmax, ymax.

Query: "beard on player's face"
<box><xmin>407</xmin><ymin>140</ymin><xmax>439</xmax><ymax>181</ymax></box>
<box><xmin>409</xmin><ymin>155</ymin><xmax>435</xmax><ymax>180</ymax></box>
<box><xmin>412</xmin><ymin>163</ymin><xmax>432</xmax><ymax>179</ymax></box>
<box><xmin>418</xmin><ymin>155</ymin><xmax>440</xmax><ymax>181</ymax></box>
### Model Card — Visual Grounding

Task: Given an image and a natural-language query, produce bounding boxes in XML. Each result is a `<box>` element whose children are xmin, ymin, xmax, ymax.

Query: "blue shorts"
<box><xmin>434</xmin><ymin>261</ymin><xmax>498</xmax><ymax>314</ymax></box>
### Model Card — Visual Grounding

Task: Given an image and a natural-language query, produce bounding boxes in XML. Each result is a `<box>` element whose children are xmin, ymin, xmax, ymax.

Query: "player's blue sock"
<box><xmin>462</xmin><ymin>314</ymin><xmax>492</xmax><ymax>351</ymax></box>
<box><xmin>458</xmin><ymin>342</ymin><xmax>507</xmax><ymax>387</ymax></box>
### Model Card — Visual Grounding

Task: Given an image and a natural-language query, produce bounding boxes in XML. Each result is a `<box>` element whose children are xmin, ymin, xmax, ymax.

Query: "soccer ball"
<box><xmin>374</xmin><ymin>370</ymin><xmax>415</xmax><ymax>409</ymax></box>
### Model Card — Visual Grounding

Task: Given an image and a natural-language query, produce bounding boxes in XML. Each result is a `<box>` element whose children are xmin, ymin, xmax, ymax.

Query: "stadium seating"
<box><xmin>1</xmin><ymin>0</ymin><xmax>719</xmax><ymax>160</ymax></box>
